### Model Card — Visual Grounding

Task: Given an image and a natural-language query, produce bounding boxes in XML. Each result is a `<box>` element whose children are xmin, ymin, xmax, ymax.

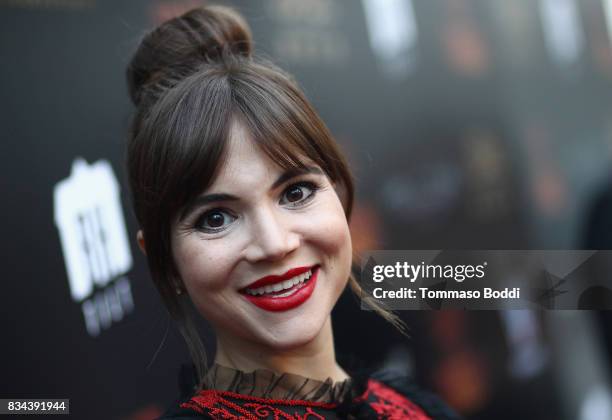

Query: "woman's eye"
<box><xmin>280</xmin><ymin>182</ymin><xmax>319</xmax><ymax>206</ymax></box>
<box><xmin>195</xmin><ymin>209</ymin><xmax>236</xmax><ymax>232</ymax></box>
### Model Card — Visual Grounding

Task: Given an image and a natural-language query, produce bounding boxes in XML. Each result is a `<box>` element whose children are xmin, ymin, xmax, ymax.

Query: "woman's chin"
<box><xmin>257</xmin><ymin>318</ymin><xmax>326</xmax><ymax>351</ymax></box>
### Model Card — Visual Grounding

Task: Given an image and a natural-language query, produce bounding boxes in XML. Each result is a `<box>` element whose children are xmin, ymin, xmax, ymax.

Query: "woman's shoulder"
<box><xmin>363</xmin><ymin>370</ymin><xmax>462</xmax><ymax>420</ymax></box>
<box><xmin>158</xmin><ymin>399</ymin><xmax>212</xmax><ymax>419</ymax></box>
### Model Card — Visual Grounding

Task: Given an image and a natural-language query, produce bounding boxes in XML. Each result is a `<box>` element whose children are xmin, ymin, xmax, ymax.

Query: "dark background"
<box><xmin>2</xmin><ymin>0</ymin><xmax>612</xmax><ymax>419</ymax></box>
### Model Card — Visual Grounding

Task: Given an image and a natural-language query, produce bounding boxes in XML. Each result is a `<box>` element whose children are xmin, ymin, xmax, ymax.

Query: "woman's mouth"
<box><xmin>245</xmin><ymin>269</ymin><xmax>313</xmax><ymax>297</ymax></box>
<box><xmin>240</xmin><ymin>266</ymin><xmax>319</xmax><ymax>312</ymax></box>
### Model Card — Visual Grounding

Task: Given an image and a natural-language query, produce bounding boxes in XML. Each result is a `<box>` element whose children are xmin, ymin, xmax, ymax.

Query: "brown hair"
<box><xmin>125</xmin><ymin>5</ymin><xmax>405</xmax><ymax>390</ymax></box>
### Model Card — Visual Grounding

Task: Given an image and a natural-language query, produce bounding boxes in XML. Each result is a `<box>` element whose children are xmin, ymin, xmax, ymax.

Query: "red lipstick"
<box><xmin>244</xmin><ymin>266</ymin><xmax>313</xmax><ymax>290</ymax></box>
<box><xmin>241</xmin><ymin>266</ymin><xmax>319</xmax><ymax>312</ymax></box>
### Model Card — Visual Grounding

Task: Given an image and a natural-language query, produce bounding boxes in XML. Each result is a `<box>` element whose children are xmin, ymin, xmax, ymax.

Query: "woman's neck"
<box><xmin>213</xmin><ymin>316</ymin><xmax>350</xmax><ymax>383</ymax></box>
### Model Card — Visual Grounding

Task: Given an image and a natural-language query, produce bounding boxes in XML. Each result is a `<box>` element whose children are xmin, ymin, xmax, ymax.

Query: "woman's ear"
<box><xmin>136</xmin><ymin>230</ymin><xmax>147</xmax><ymax>256</ymax></box>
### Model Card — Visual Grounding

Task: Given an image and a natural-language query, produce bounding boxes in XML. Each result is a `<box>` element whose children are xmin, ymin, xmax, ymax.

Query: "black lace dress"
<box><xmin>159</xmin><ymin>363</ymin><xmax>460</xmax><ymax>419</ymax></box>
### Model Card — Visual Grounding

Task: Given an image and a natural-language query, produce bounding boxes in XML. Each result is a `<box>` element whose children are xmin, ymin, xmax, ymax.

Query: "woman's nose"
<box><xmin>244</xmin><ymin>206</ymin><xmax>300</xmax><ymax>263</ymax></box>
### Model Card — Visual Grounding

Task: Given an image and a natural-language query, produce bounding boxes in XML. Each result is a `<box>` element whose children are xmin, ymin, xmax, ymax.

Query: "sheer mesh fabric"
<box><xmin>202</xmin><ymin>363</ymin><xmax>353</xmax><ymax>404</ymax></box>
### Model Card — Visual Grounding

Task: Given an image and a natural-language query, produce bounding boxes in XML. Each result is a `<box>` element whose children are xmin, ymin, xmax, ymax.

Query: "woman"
<box><xmin>126</xmin><ymin>5</ymin><xmax>458</xmax><ymax>419</ymax></box>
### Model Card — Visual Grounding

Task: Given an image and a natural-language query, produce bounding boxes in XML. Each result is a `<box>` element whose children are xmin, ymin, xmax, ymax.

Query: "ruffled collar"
<box><xmin>201</xmin><ymin>363</ymin><xmax>354</xmax><ymax>404</ymax></box>
<box><xmin>173</xmin><ymin>361</ymin><xmax>459</xmax><ymax>419</ymax></box>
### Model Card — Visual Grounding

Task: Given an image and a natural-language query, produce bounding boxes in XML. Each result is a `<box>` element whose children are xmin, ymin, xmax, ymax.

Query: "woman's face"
<box><xmin>171</xmin><ymin>121</ymin><xmax>352</xmax><ymax>350</ymax></box>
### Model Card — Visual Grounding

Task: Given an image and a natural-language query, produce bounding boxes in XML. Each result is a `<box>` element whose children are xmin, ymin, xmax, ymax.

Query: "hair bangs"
<box><xmin>148</xmin><ymin>69</ymin><xmax>236</xmax><ymax>220</ymax></box>
<box><xmin>230</xmin><ymin>67</ymin><xmax>339</xmax><ymax>178</ymax></box>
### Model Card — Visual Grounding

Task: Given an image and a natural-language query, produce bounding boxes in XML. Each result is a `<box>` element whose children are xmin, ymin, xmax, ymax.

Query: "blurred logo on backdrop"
<box><xmin>362</xmin><ymin>0</ymin><xmax>419</xmax><ymax>78</ymax></box>
<box><xmin>54</xmin><ymin>158</ymin><xmax>134</xmax><ymax>337</ymax></box>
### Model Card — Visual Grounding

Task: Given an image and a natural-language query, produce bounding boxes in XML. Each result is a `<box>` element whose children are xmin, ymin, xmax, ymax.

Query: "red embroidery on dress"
<box><xmin>180</xmin><ymin>390</ymin><xmax>335</xmax><ymax>419</ymax></box>
<box><xmin>181</xmin><ymin>390</ymin><xmax>255</xmax><ymax>419</ymax></box>
<box><xmin>295</xmin><ymin>407</ymin><xmax>326</xmax><ymax>419</ymax></box>
<box><xmin>366</xmin><ymin>379</ymin><xmax>431</xmax><ymax>420</ymax></box>
<box><xmin>179</xmin><ymin>380</ymin><xmax>431</xmax><ymax>419</ymax></box>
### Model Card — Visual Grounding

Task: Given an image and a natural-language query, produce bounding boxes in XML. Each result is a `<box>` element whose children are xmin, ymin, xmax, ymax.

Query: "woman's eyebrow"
<box><xmin>179</xmin><ymin>166</ymin><xmax>324</xmax><ymax>221</ymax></box>
<box><xmin>180</xmin><ymin>193</ymin><xmax>239</xmax><ymax>221</ymax></box>
<box><xmin>270</xmin><ymin>166</ymin><xmax>323</xmax><ymax>190</ymax></box>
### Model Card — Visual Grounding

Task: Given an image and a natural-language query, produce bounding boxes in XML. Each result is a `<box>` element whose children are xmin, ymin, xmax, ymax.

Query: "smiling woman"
<box><xmin>125</xmin><ymin>5</ymin><xmax>457</xmax><ymax>419</ymax></box>
<box><xmin>170</xmin><ymin>122</ymin><xmax>353</xmax><ymax>375</ymax></box>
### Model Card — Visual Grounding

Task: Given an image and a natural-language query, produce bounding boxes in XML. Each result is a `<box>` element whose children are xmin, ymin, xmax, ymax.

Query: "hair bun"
<box><xmin>127</xmin><ymin>5</ymin><xmax>253</xmax><ymax>106</ymax></box>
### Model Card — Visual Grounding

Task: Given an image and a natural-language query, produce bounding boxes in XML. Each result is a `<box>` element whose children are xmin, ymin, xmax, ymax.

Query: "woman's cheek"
<box><xmin>304</xmin><ymin>197</ymin><xmax>352</xmax><ymax>261</ymax></box>
<box><xmin>174</xmin><ymin>236</ymin><xmax>233</xmax><ymax>292</ymax></box>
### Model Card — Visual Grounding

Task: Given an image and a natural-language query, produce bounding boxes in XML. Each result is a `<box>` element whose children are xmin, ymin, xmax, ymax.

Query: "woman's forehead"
<box><xmin>207</xmin><ymin>121</ymin><xmax>320</xmax><ymax>191</ymax></box>
<box><xmin>214</xmin><ymin>136</ymin><xmax>276</xmax><ymax>187</ymax></box>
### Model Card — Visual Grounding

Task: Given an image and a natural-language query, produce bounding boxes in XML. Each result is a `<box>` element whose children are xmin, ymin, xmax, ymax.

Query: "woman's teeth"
<box><xmin>245</xmin><ymin>270</ymin><xmax>313</xmax><ymax>296</ymax></box>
